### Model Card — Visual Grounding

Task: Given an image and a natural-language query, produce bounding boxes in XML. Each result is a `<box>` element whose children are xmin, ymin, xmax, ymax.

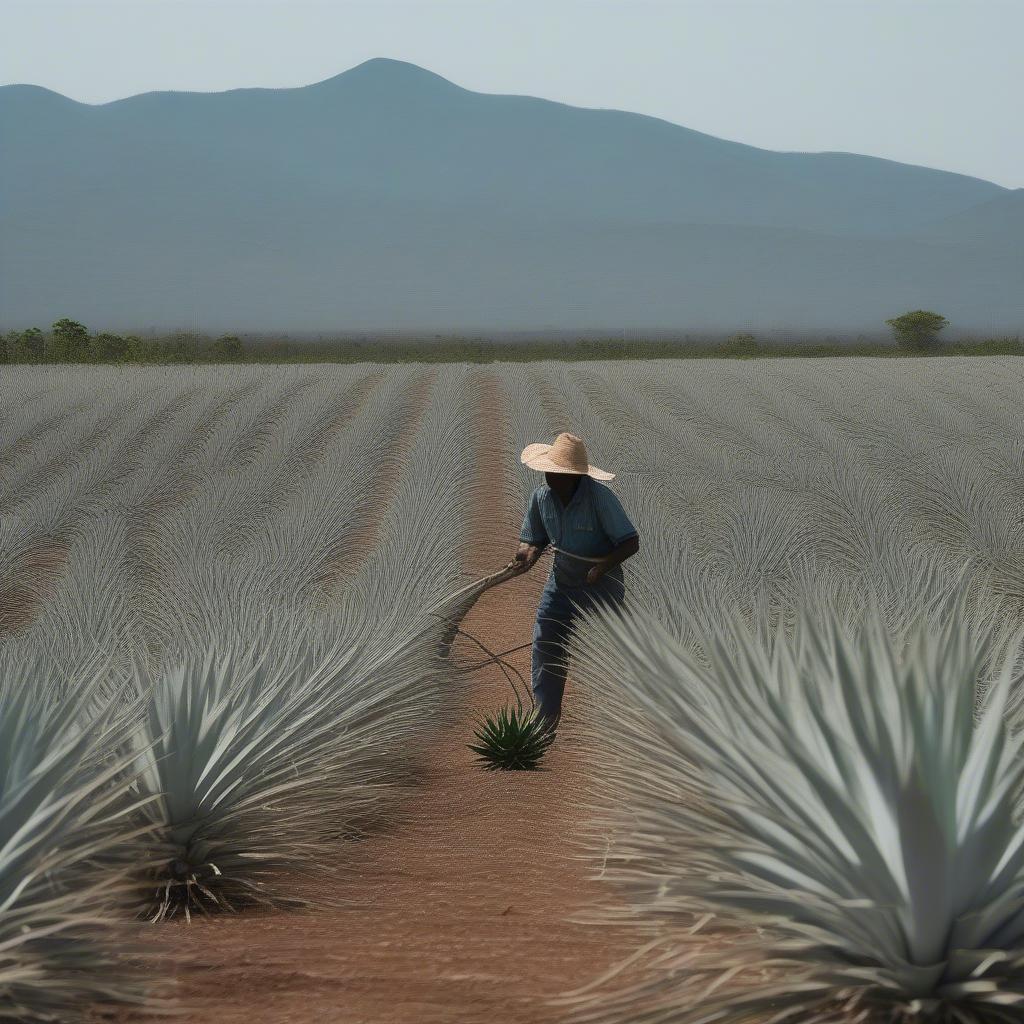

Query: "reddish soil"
<box><xmin>0</xmin><ymin>538</ymin><xmax>70</xmax><ymax>634</ymax></box>
<box><xmin>133</xmin><ymin>371</ymin><xmax>643</xmax><ymax>1023</ymax></box>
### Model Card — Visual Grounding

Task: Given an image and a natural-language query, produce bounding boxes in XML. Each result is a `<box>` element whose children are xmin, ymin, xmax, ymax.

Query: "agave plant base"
<box><xmin>146</xmin><ymin>853</ymin><xmax>307</xmax><ymax>923</ymax></box>
<box><xmin>149</xmin><ymin>859</ymin><xmax>231</xmax><ymax>923</ymax></box>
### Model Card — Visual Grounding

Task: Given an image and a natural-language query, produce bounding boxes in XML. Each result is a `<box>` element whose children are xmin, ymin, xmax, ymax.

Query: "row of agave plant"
<box><xmin>0</xmin><ymin>364</ymin><xmax>491</xmax><ymax>1019</ymax></box>
<box><xmin>490</xmin><ymin>358</ymin><xmax>1024</xmax><ymax>1021</ymax></box>
<box><xmin>0</xmin><ymin>608</ymin><xmax>456</xmax><ymax>1021</ymax></box>
<box><xmin>564</xmin><ymin>589</ymin><xmax>1024</xmax><ymax>1024</ymax></box>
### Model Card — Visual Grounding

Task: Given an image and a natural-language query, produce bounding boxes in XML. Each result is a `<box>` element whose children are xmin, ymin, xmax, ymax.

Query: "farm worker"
<box><xmin>511</xmin><ymin>432</ymin><xmax>640</xmax><ymax>733</ymax></box>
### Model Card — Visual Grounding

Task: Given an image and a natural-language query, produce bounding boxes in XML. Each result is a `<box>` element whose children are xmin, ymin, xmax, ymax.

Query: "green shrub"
<box><xmin>717</xmin><ymin>332</ymin><xmax>760</xmax><ymax>357</ymax></box>
<box><xmin>10</xmin><ymin>327</ymin><xmax>45</xmax><ymax>362</ymax></box>
<box><xmin>122</xmin><ymin>335</ymin><xmax>154</xmax><ymax>361</ymax></box>
<box><xmin>91</xmin><ymin>332</ymin><xmax>129</xmax><ymax>362</ymax></box>
<box><xmin>50</xmin><ymin>318</ymin><xmax>91</xmax><ymax>360</ymax></box>
<box><xmin>158</xmin><ymin>330</ymin><xmax>200</xmax><ymax>363</ymax></box>
<box><xmin>209</xmin><ymin>334</ymin><xmax>243</xmax><ymax>361</ymax></box>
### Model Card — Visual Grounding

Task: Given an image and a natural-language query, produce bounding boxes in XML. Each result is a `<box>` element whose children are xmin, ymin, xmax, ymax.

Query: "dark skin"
<box><xmin>512</xmin><ymin>471</ymin><xmax>640</xmax><ymax>584</ymax></box>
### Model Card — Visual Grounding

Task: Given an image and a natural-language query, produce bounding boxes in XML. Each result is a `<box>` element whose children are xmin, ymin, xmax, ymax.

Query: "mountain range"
<box><xmin>1</xmin><ymin>57</ymin><xmax>1021</xmax><ymax>332</ymax></box>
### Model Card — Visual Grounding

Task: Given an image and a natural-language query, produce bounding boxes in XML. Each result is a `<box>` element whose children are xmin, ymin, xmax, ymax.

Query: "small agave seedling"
<box><xmin>469</xmin><ymin>704</ymin><xmax>556</xmax><ymax>771</ymax></box>
<box><xmin>455</xmin><ymin>618</ymin><xmax>555</xmax><ymax>772</ymax></box>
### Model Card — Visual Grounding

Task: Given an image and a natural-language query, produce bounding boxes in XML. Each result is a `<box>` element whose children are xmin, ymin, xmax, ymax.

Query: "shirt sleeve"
<box><xmin>519</xmin><ymin>489</ymin><xmax>549</xmax><ymax>547</ymax></box>
<box><xmin>595</xmin><ymin>485</ymin><xmax>638</xmax><ymax>546</ymax></box>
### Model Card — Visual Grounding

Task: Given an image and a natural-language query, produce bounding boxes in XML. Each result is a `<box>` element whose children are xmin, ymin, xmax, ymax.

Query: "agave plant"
<box><xmin>565</xmin><ymin>601</ymin><xmax>1024</xmax><ymax>1024</ymax></box>
<box><xmin>469</xmin><ymin>703</ymin><xmax>556</xmax><ymax>771</ymax></box>
<box><xmin>129</xmin><ymin>607</ymin><xmax>447</xmax><ymax>920</ymax></box>
<box><xmin>0</xmin><ymin>652</ymin><xmax>150</xmax><ymax>1021</ymax></box>
<box><xmin>449</xmin><ymin>600</ymin><xmax>556</xmax><ymax>773</ymax></box>
<box><xmin>132</xmin><ymin>643</ymin><xmax>331</xmax><ymax>919</ymax></box>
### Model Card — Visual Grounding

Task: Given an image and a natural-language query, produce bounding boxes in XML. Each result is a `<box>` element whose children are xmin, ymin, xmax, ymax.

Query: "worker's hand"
<box><xmin>512</xmin><ymin>543</ymin><xmax>541</xmax><ymax>574</ymax></box>
<box><xmin>585</xmin><ymin>562</ymin><xmax>607</xmax><ymax>586</ymax></box>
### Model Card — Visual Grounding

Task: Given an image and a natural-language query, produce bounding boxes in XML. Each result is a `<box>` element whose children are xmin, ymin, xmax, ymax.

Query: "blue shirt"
<box><xmin>520</xmin><ymin>476</ymin><xmax>638</xmax><ymax>588</ymax></box>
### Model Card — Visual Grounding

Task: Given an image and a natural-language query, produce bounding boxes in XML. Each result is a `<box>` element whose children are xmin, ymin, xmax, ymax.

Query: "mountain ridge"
<box><xmin>1</xmin><ymin>58</ymin><xmax>1006</xmax><ymax>191</ymax></box>
<box><xmin>1</xmin><ymin>58</ymin><xmax>1020</xmax><ymax>330</ymax></box>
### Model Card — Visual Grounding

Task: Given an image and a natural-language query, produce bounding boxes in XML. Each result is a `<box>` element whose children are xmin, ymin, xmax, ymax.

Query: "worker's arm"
<box><xmin>585</xmin><ymin>535</ymin><xmax>639</xmax><ymax>585</ymax></box>
<box><xmin>513</xmin><ymin>489</ymin><xmax>548</xmax><ymax>574</ymax></box>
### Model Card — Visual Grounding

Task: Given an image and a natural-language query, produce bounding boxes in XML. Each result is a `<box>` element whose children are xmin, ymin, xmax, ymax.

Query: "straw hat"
<box><xmin>520</xmin><ymin>432</ymin><xmax>614</xmax><ymax>481</ymax></box>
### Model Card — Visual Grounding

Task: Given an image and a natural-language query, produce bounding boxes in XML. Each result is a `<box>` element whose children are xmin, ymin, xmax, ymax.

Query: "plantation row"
<box><xmin>0</xmin><ymin>364</ymin><xmax>496</xmax><ymax>1017</ymax></box>
<box><xmin>503</xmin><ymin>357</ymin><xmax>1024</xmax><ymax>629</ymax></box>
<box><xmin>4</xmin><ymin>357</ymin><xmax>1024</xmax><ymax>1021</ymax></box>
<box><xmin>496</xmin><ymin>357</ymin><xmax>1024</xmax><ymax>1023</ymax></box>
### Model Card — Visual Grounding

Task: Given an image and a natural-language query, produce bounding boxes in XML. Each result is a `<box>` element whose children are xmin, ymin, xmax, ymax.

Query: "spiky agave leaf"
<box><xmin>565</xmin><ymin>602</ymin><xmax>1024</xmax><ymax>1024</ymax></box>
<box><xmin>469</xmin><ymin>704</ymin><xmax>555</xmax><ymax>771</ymax></box>
<box><xmin>130</xmin><ymin>611</ymin><xmax>448</xmax><ymax>920</ymax></box>
<box><xmin>132</xmin><ymin>643</ymin><xmax>336</xmax><ymax>919</ymax></box>
<box><xmin>0</xmin><ymin>652</ymin><xmax>153</xmax><ymax>1021</ymax></box>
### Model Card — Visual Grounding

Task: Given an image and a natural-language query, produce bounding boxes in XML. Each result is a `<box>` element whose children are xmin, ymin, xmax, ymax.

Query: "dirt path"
<box><xmin>143</xmin><ymin>371</ymin><xmax>641</xmax><ymax>1024</ymax></box>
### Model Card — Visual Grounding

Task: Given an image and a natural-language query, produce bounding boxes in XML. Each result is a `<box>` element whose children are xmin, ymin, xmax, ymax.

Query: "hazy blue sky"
<box><xmin>3</xmin><ymin>0</ymin><xmax>1021</xmax><ymax>187</ymax></box>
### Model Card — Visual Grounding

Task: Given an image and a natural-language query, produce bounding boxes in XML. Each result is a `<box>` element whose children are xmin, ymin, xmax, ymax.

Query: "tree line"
<box><xmin>1</xmin><ymin>311</ymin><xmax>1019</xmax><ymax>365</ymax></box>
<box><xmin>0</xmin><ymin>320</ymin><xmax>243</xmax><ymax>364</ymax></box>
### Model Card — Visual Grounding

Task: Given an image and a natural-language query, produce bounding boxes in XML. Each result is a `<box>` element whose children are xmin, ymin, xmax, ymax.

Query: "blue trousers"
<box><xmin>531</xmin><ymin>569</ymin><xmax>625</xmax><ymax>724</ymax></box>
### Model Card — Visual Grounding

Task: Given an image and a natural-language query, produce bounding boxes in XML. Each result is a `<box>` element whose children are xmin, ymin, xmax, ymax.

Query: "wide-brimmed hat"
<box><xmin>520</xmin><ymin>432</ymin><xmax>614</xmax><ymax>481</ymax></box>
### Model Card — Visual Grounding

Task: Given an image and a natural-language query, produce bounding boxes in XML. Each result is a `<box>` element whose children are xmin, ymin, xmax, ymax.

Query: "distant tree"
<box><xmin>0</xmin><ymin>331</ymin><xmax>12</xmax><ymax>363</ymax></box>
<box><xmin>885</xmin><ymin>310</ymin><xmax>949</xmax><ymax>351</ymax></box>
<box><xmin>720</xmin><ymin>332</ymin><xmax>760</xmax><ymax>357</ymax></box>
<box><xmin>122</xmin><ymin>335</ymin><xmax>153</xmax><ymax>361</ymax></box>
<box><xmin>11</xmin><ymin>327</ymin><xmax>45</xmax><ymax>362</ymax></box>
<box><xmin>161</xmin><ymin>329</ymin><xmax>199</xmax><ymax>363</ymax></box>
<box><xmin>91</xmin><ymin>332</ymin><xmax>129</xmax><ymax>361</ymax></box>
<box><xmin>50</xmin><ymin>318</ymin><xmax>91</xmax><ymax>361</ymax></box>
<box><xmin>210</xmin><ymin>334</ymin><xmax>243</xmax><ymax>361</ymax></box>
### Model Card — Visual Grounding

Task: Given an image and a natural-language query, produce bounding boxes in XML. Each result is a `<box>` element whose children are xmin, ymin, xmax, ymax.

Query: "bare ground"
<box><xmin>0</xmin><ymin>538</ymin><xmax>70</xmax><ymax>634</ymax></box>
<box><xmin>129</xmin><ymin>371</ymin><xmax>644</xmax><ymax>1023</ymax></box>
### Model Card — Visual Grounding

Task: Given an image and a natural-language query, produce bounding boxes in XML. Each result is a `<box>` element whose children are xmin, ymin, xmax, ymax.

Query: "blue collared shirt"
<box><xmin>520</xmin><ymin>476</ymin><xmax>637</xmax><ymax>587</ymax></box>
